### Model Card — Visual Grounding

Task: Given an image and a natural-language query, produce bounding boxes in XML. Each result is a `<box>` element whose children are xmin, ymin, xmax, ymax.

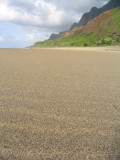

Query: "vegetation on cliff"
<box><xmin>34</xmin><ymin>7</ymin><xmax>120</xmax><ymax>47</ymax></box>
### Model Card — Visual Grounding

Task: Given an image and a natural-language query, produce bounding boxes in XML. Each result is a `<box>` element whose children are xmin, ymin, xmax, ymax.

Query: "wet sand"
<box><xmin>0</xmin><ymin>48</ymin><xmax>120</xmax><ymax>160</ymax></box>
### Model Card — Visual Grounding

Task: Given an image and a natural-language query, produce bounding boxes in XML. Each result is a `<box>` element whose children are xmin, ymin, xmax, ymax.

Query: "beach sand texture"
<box><xmin>0</xmin><ymin>48</ymin><xmax>120</xmax><ymax>160</ymax></box>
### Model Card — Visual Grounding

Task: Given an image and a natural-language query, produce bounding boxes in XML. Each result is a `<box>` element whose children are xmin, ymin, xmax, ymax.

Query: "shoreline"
<box><xmin>0</xmin><ymin>46</ymin><xmax>120</xmax><ymax>52</ymax></box>
<box><xmin>29</xmin><ymin>46</ymin><xmax>120</xmax><ymax>52</ymax></box>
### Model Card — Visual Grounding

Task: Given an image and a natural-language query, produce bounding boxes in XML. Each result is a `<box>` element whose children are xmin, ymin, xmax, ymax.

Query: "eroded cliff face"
<box><xmin>49</xmin><ymin>0</ymin><xmax>120</xmax><ymax>40</ymax></box>
<box><xmin>70</xmin><ymin>0</ymin><xmax>120</xmax><ymax>30</ymax></box>
<box><xmin>70</xmin><ymin>10</ymin><xmax>112</xmax><ymax>36</ymax></box>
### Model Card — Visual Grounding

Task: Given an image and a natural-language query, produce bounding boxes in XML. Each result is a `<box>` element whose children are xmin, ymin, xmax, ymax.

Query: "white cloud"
<box><xmin>0</xmin><ymin>0</ymin><xmax>73</xmax><ymax>30</ymax></box>
<box><xmin>0</xmin><ymin>0</ymin><xmax>109</xmax><ymax>48</ymax></box>
<box><xmin>26</xmin><ymin>34</ymin><xmax>35</xmax><ymax>41</ymax></box>
<box><xmin>55</xmin><ymin>0</ymin><xmax>108</xmax><ymax>13</ymax></box>
<box><xmin>25</xmin><ymin>31</ymin><xmax>49</xmax><ymax>43</ymax></box>
<box><xmin>0</xmin><ymin>0</ymin><xmax>108</xmax><ymax>31</ymax></box>
<box><xmin>0</xmin><ymin>35</ymin><xmax>3</xmax><ymax>42</ymax></box>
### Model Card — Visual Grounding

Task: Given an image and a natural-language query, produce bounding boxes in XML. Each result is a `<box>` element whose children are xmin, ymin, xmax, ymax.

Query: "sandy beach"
<box><xmin>0</xmin><ymin>48</ymin><xmax>120</xmax><ymax>160</ymax></box>
<box><xmin>31</xmin><ymin>46</ymin><xmax>120</xmax><ymax>52</ymax></box>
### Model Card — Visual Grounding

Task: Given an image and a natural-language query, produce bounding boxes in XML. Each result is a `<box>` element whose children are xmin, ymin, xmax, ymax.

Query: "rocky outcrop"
<box><xmin>49</xmin><ymin>32</ymin><xmax>65</xmax><ymax>40</ymax></box>
<box><xmin>49</xmin><ymin>33</ymin><xmax>59</xmax><ymax>40</ymax></box>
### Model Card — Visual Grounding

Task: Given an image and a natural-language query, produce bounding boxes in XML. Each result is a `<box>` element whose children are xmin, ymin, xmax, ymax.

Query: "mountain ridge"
<box><xmin>70</xmin><ymin>0</ymin><xmax>120</xmax><ymax>30</ymax></box>
<box><xmin>34</xmin><ymin>6</ymin><xmax>120</xmax><ymax>47</ymax></box>
<box><xmin>49</xmin><ymin>0</ymin><xmax>120</xmax><ymax>40</ymax></box>
<box><xmin>33</xmin><ymin>0</ymin><xmax>120</xmax><ymax>47</ymax></box>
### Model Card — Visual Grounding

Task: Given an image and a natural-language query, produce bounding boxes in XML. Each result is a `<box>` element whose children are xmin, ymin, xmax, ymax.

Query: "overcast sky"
<box><xmin>0</xmin><ymin>0</ymin><xmax>108</xmax><ymax>48</ymax></box>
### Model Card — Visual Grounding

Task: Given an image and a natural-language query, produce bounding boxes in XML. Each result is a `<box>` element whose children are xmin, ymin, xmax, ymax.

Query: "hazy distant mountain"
<box><xmin>49</xmin><ymin>32</ymin><xmax>65</xmax><ymax>40</ymax></box>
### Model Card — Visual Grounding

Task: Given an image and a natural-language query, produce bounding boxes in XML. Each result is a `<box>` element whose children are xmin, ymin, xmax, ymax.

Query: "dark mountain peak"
<box><xmin>49</xmin><ymin>33</ymin><xmax>59</xmax><ymax>40</ymax></box>
<box><xmin>108</xmin><ymin>0</ymin><xmax>120</xmax><ymax>6</ymax></box>
<box><xmin>49</xmin><ymin>32</ymin><xmax>65</xmax><ymax>40</ymax></box>
<box><xmin>90</xmin><ymin>7</ymin><xmax>98</xmax><ymax>12</ymax></box>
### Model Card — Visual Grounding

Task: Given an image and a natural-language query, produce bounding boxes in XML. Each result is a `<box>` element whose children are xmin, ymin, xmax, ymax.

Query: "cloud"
<box><xmin>25</xmin><ymin>30</ymin><xmax>51</xmax><ymax>43</ymax></box>
<box><xmin>26</xmin><ymin>34</ymin><xmax>35</xmax><ymax>41</ymax></box>
<box><xmin>55</xmin><ymin>0</ymin><xmax>108</xmax><ymax>13</ymax></box>
<box><xmin>0</xmin><ymin>35</ymin><xmax>3</xmax><ymax>42</ymax></box>
<box><xmin>0</xmin><ymin>0</ymin><xmax>108</xmax><ymax>31</ymax></box>
<box><xmin>0</xmin><ymin>0</ymin><xmax>73</xmax><ymax>31</ymax></box>
<box><xmin>0</xmin><ymin>0</ymin><xmax>109</xmax><ymax>48</ymax></box>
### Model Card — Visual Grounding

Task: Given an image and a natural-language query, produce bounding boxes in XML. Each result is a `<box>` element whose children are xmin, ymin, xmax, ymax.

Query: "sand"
<box><xmin>0</xmin><ymin>48</ymin><xmax>120</xmax><ymax>160</ymax></box>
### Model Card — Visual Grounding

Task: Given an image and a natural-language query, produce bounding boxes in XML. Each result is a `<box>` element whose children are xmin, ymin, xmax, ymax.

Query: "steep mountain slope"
<box><xmin>34</xmin><ymin>7</ymin><xmax>120</xmax><ymax>47</ymax></box>
<box><xmin>70</xmin><ymin>0</ymin><xmax>120</xmax><ymax>30</ymax></box>
<box><xmin>63</xmin><ymin>10</ymin><xmax>112</xmax><ymax>36</ymax></box>
<box><xmin>49</xmin><ymin>0</ymin><xmax>120</xmax><ymax>40</ymax></box>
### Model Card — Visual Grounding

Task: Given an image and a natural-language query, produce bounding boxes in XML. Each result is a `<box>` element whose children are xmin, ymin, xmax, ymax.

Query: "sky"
<box><xmin>0</xmin><ymin>0</ymin><xmax>109</xmax><ymax>48</ymax></box>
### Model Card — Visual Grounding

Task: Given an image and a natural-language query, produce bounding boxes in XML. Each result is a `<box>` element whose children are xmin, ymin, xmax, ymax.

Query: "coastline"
<box><xmin>28</xmin><ymin>46</ymin><xmax>120</xmax><ymax>52</ymax></box>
